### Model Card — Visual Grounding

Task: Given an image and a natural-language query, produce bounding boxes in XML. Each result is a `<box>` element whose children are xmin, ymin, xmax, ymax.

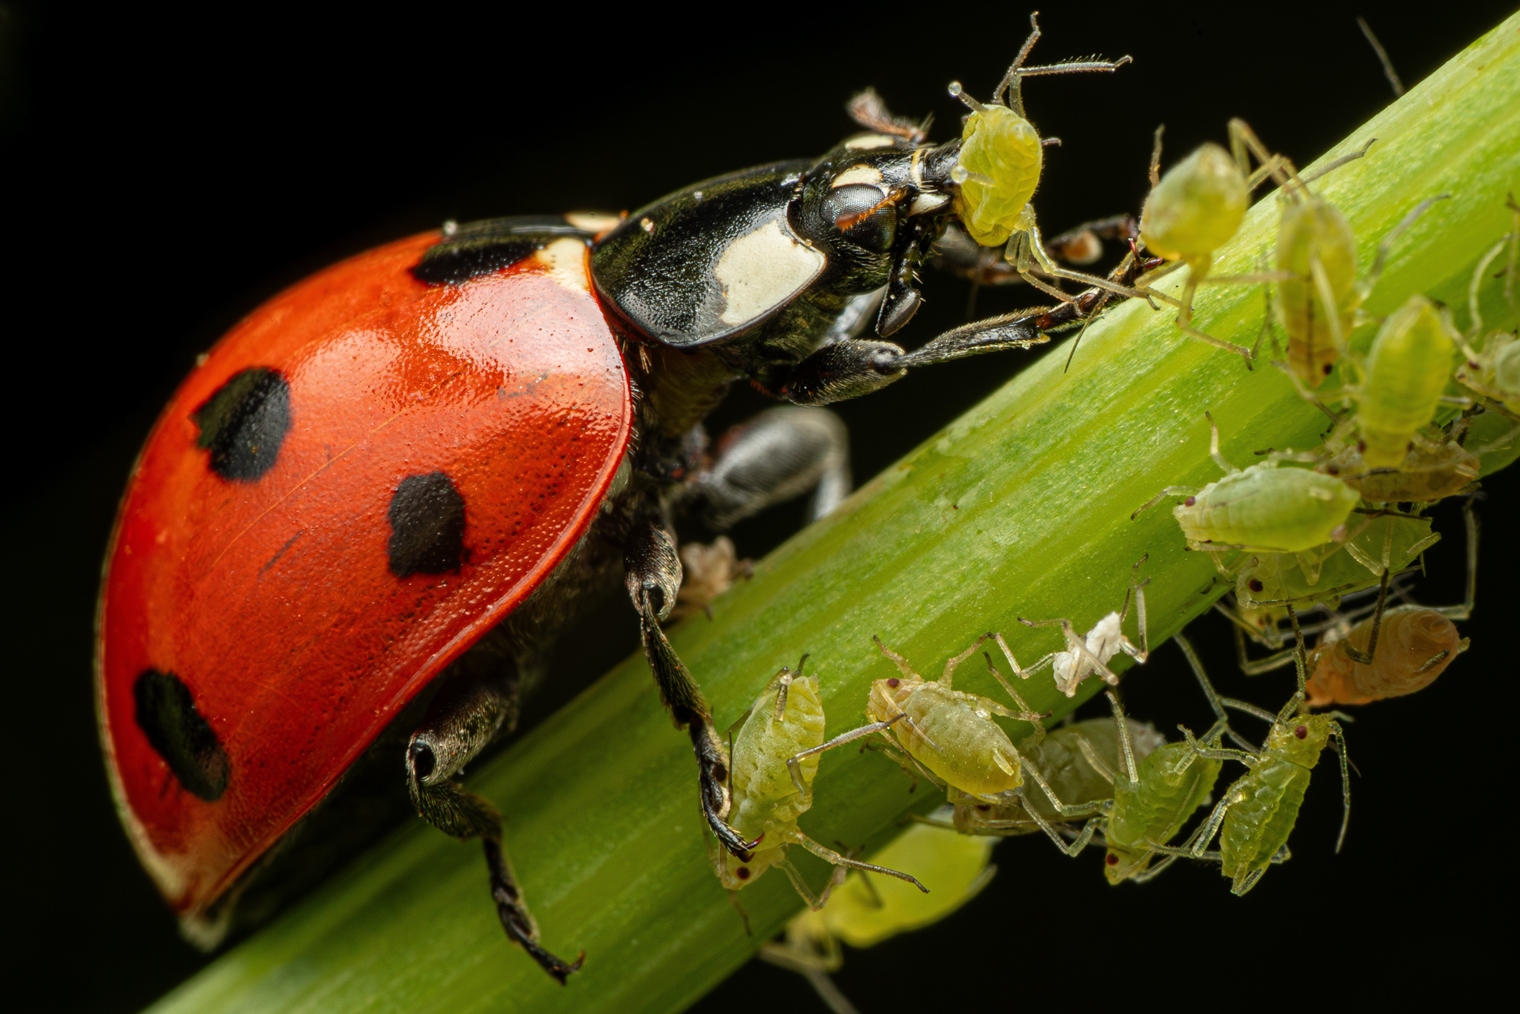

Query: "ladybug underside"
<box><xmin>98</xmin><ymin>102</ymin><xmax>1136</xmax><ymax>978</ymax></box>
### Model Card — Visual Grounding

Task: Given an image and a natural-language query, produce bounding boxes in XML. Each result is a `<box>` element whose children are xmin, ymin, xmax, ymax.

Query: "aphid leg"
<box><xmin>786</xmin><ymin>715</ymin><xmax>905</xmax><ymax>797</ymax></box>
<box><xmin>1023</xmin><ymin>223</ymin><xmax>1151</xmax><ymax>302</ymax></box>
<box><xmin>1436</xmin><ymin>497</ymin><xmax>1479</xmax><ymax>621</ymax></box>
<box><xmin>1204</xmin><ymin>411</ymin><xmax>1239</xmax><ymax>474</ymax></box>
<box><xmin>1297</xmin><ymin>137</ymin><xmax>1377</xmax><ymax>187</ymax></box>
<box><xmin>1020</xmin><ymin>757</ymin><xmax>1110</xmax><ymax>823</ymax></box>
<box><xmin>872</xmin><ymin>635</ymin><xmax>922</xmax><ymax>680</ymax></box>
<box><xmin>1178</xmin><ymin>723</ymin><xmax>1257</xmax><ymax>766</ymax></box>
<box><xmin>1465</xmin><ymin>238</ymin><xmax>1511</xmax><ymax>340</ymax></box>
<box><xmin>1104</xmin><ymin>692</ymin><xmax>1138</xmax><ymax>782</ymax></box>
<box><xmin>1227</xmin><ymin>119</ymin><xmax>1300</xmax><ymax>191</ymax></box>
<box><xmin>980</xmin><ymin>645</ymin><xmax>1049</xmax><ymax>742</ymax></box>
<box><xmin>940</xmin><ymin>635</ymin><xmax>989</xmax><ymax>686</ymax></box>
<box><xmin>1340</xmin><ymin>568</ymin><xmax>1392</xmax><ymax>664</ymax></box>
<box><xmin>1119</xmin><ymin>556</ymin><xmax>1151</xmax><ymax>663</ymax></box>
<box><xmin>1172</xmin><ymin>260</ymin><xmax>1257</xmax><ymax>364</ymax></box>
<box><xmin>795</xmin><ymin>835</ymin><xmax>929</xmax><ymax>894</ymax></box>
<box><xmin>1148</xmin><ymin>124</ymin><xmax>1164</xmax><ymax>186</ymax></box>
<box><xmin>1131</xmin><ymin>485</ymin><xmax>1200</xmax><ymax>519</ymax></box>
<box><xmin>776</xmin><ymin>858</ymin><xmax>826</xmax><ymax>909</ymax></box>
<box><xmin>1017</xmin><ymin>794</ymin><xmax>1105</xmax><ymax>857</ymax></box>
<box><xmin>1328</xmin><ymin>719</ymin><xmax>1353</xmax><ymax>853</ymax></box>
<box><xmin>1072</xmin><ymin>734</ymin><xmax>1117</xmax><ymax>785</ymax></box>
<box><xmin>1175</xmin><ymin>632</ymin><xmax>1261</xmax><ymax>751</ymax></box>
<box><xmin>813</xmin><ymin>851</ymin><xmax>856</xmax><ymax>910</ymax></box>
<box><xmin>989</xmin><ymin>631</ymin><xmax>1056</xmax><ymax>682</ymax></box>
<box><xmin>1355</xmin><ymin>195</ymin><xmax>1450</xmax><ymax>305</ymax></box>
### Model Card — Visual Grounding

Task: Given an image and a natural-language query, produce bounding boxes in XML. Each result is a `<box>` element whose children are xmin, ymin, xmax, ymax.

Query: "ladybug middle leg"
<box><xmin>406</xmin><ymin>668</ymin><xmax>585</xmax><ymax>983</ymax></box>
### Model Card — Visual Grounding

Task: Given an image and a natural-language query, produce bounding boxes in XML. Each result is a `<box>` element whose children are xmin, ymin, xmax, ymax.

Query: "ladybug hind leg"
<box><xmin>407</xmin><ymin>668</ymin><xmax>584</xmax><ymax>983</ymax></box>
<box><xmin>685</xmin><ymin>406</ymin><xmax>850</xmax><ymax>531</ymax></box>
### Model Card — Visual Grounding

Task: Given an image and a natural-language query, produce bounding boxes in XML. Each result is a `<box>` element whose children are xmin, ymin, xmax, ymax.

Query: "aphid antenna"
<box><xmin>795</xmin><ymin>836</ymin><xmax>930</xmax><ymax>894</ymax></box>
<box><xmin>1465</xmin><ymin>236</ymin><xmax>1511</xmax><ymax>338</ymax></box>
<box><xmin>1357</xmin><ymin>16</ymin><xmax>1405</xmax><ymax>98</ymax></box>
<box><xmin>1147</xmin><ymin>125</ymin><xmax>1164</xmax><ymax>187</ymax></box>
<box><xmin>1175</xmin><ymin>633</ymin><xmax>1259</xmax><ymax>752</ymax></box>
<box><xmin>1327</xmin><ymin>720</ymin><xmax>1352</xmax><ymax>852</ymax></box>
<box><xmin>1103</xmin><ymin>692</ymin><xmax>1138</xmax><ymax>783</ymax></box>
<box><xmin>1357</xmin><ymin>194</ymin><xmax>1451</xmax><ymax>306</ymax></box>
<box><xmin>1073</xmin><ymin>731</ymin><xmax>1118</xmax><ymax>785</ymax></box>
<box><xmin>1203</xmin><ymin>411</ymin><xmax>1239</xmax><ymax>474</ymax></box>
<box><xmin>1296</xmin><ymin>137</ymin><xmax>1378</xmax><ymax>190</ymax></box>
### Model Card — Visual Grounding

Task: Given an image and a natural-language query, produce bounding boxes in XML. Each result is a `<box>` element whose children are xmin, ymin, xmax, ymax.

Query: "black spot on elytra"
<box><xmin>133</xmin><ymin>669</ymin><xmax>230</xmax><ymax>802</ymax></box>
<box><xmin>387</xmin><ymin>471</ymin><xmax>466</xmax><ymax>578</ymax></box>
<box><xmin>192</xmin><ymin>367</ymin><xmax>291</xmax><ymax>481</ymax></box>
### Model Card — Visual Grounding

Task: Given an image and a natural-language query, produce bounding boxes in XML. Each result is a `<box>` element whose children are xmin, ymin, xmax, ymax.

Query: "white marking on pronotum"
<box><xmin>714</xmin><ymin>219</ymin><xmax>824</xmax><ymax>326</ymax></box>
<box><xmin>844</xmin><ymin>133</ymin><xmax>895</xmax><ymax>150</ymax></box>
<box><xmin>831</xmin><ymin>164</ymin><xmax>884</xmax><ymax>188</ymax></box>
<box><xmin>909</xmin><ymin>192</ymin><xmax>950</xmax><ymax>216</ymax></box>
<box><xmin>565</xmin><ymin>210</ymin><xmax>622</xmax><ymax>233</ymax></box>
<box><xmin>535</xmin><ymin>237</ymin><xmax>593</xmax><ymax>293</ymax></box>
<box><xmin>640</xmin><ymin>217</ymin><xmax>654</xmax><ymax>233</ymax></box>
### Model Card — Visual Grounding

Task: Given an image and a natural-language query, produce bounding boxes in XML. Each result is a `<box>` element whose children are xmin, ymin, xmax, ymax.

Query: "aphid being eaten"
<box><xmin>759</xmin><ymin>811</ymin><xmax>994</xmax><ymax>1013</ymax></box>
<box><xmin>948</xmin><ymin>13</ymin><xmax>1139</xmax><ymax>306</ymax></box>
<box><xmin>1132</xmin><ymin>413</ymin><xmax>1360</xmax><ymax>565</ymax></box>
<box><xmin>714</xmin><ymin>660</ymin><xmax>926</xmax><ymax>906</ymax></box>
<box><xmin>1006</xmin><ymin>555</ymin><xmax>1151</xmax><ymax>697</ymax></box>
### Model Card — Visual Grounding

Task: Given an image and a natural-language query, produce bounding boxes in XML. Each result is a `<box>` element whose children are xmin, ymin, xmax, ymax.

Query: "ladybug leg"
<box><xmin>407</xmin><ymin>672</ymin><xmax>584</xmax><ymax>983</ymax></box>
<box><xmin>625</xmin><ymin>518</ymin><xmax>758</xmax><ymax>861</ymax></box>
<box><xmin>687</xmin><ymin>406</ymin><xmax>850</xmax><ymax>530</ymax></box>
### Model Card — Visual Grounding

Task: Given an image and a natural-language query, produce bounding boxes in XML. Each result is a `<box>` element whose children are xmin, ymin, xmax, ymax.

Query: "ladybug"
<box><xmin>96</xmin><ymin>76</ymin><xmax>1134</xmax><ymax>981</ymax></box>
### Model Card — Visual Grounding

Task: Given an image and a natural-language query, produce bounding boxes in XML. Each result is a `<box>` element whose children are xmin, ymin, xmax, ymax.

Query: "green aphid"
<box><xmin>1102</xmin><ymin>636</ymin><xmax>1232</xmax><ymax>884</ymax></box>
<box><xmin>1152</xmin><ymin>645</ymin><xmax>1351</xmax><ymax>896</ymax></box>
<box><xmin>944</xmin><ymin>717</ymin><xmax>1166</xmax><ymax>837</ymax></box>
<box><xmin>1133</xmin><ymin>413</ymin><xmax>1360</xmax><ymax>557</ymax></box>
<box><xmin>1453</xmin><ymin>218</ymin><xmax>1520</xmax><ymax>417</ymax></box>
<box><xmin>713</xmin><ymin>660</ymin><xmax>926</xmax><ymax>906</ymax></box>
<box><xmin>947</xmin><ymin>13</ymin><xmax>1137</xmax><ymax>305</ymax></box>
<box><xmin>1350</xmin><ymin>294</ymin><xmax>1459</xmax><ymax>468</ymax></box>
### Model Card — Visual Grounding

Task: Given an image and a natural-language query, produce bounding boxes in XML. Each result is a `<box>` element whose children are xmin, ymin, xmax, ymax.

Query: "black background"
<box><xmin>1</xmin><ymin>3</ymin><xmax>1513</xmax><ymax>1011</ymax></box>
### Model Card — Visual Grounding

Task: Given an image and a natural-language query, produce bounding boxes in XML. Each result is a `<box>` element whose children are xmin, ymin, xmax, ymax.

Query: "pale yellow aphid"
<box><xmin>1138</xmin><ymin>120</ymin><xmax>1371</xmax><ymax>364</ymax></box>
<box><xmin>714</xmin><ymin>661</ymin><xmax>925</xmax><ymax>906</ymax></box>
<box><xmin>758</xmin><ymin>813</ymin><xmax>994</xmax><ymax>1014</ymax></box>
<box><xmin>1009</xmin><ymin>555</ymin><xmax>1150</xmax><ymax>697</ymax></box>
<box><xmin>947</xmin><ymin>13</ymin><xmax>1137</xmax><ymax>306</ymax></box>
<box><xmin>787</xmin><ymin>634</ymin><xmax>1106</xmax><ymax>866</ymax></box>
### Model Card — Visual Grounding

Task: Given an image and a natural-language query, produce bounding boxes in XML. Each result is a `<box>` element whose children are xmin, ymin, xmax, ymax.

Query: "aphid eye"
<box><xmin>735</xmin><ymin>866</ymin><xmax>751</xmax><ymax>880</ymax></box>
<box><xmin>1322</xmin><ymin>363</ymin><xmax>1334</xmax><ymax>376</ymax></box>
<box><xmin>1326</xmin><ymin>465</ymin><xmax>1340</xmax><ymax>476</ymax></box>
<box><xmin>821</xmin><ymin>184</ymin><xmax>898</xmax><ymax>253</ymax></box>
<box><xmin>886</xmin><ymin>677</ymin><xmax>901</xmax><ymax>688</ymax></box>
<box><xmin>1356</xmin><ymin>439</ymin><xmax>1367</xmax><ymax>453</ymax></box>
<box><xmin>1183</xmin><ymin>496</ymin><xmax>1197</xmax><ymax>507</ymax></box>
<box><xmin>1106</xmin><ymin>853</ymin><xmax>1120</xmax><ymax>866</ymax></box>
<box><xmin>1294</xmin><ymin>725</ymin><xmax>1309</xmax><ymax>739</ymax></box>
<box><xmin>976</xmin><ymin>804</ymin><xmax>991</xmax><ymax>812</ymax></box>
<box><xmin>1248</xmin><ymin>579</ymin><xmax>1264</xmax><ymax>592</ymax></box>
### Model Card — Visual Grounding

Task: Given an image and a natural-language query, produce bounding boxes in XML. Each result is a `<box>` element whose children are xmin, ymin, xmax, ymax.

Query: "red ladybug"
<box><xmin>97</xmin><ymin>94</ymin><xmax>1129</xmax><ymax>981</ymax></box>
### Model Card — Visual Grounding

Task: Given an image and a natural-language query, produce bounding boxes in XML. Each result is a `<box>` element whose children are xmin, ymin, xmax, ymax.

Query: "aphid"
<box><xmin>1452</xmin><ymin>215</ymin><xmax>1520</xmax><ymax>416</ymax></box>
<box><xmin>1319</xmin><ymin>427</ymin><xmax>1480</xmax><ymax>504</ymax></box>
<box><xmin>714</xmin><ymin>660</ymin><xmax>926</xmax><ymax>905</ymax></box>
<box><xmin>1100</xmin><ymin>635</ymin><xmax>1235</xmax><ymax>883</ymax></box>
<box><xmin>1153</xmin><ymin>643</ymin><xmax>1351</xmax><ymax>896</ymax></box>
<box><xmin>1241</xmin><ymin>501</ymin><xmax>1475</xmax><ymax>707</ymax></box>
<box><xmin>791</xmin><ymin>636</ymin><xmax>1097</xmax><ymax>834</ymax></box>
<box><xmin>943</xmin><ymin>717</ymin><xmax>1166</xmax><ymax>837</ymax></box>
<box><xmin>672</xmin><ymin>536</ymin><xmax>752</xmax><ymax>620</ymax></box>
<box><xmin>948</xmin><ymin>13</ymin><xmax>1138</xmax><ymax>305</ymax></box>
<box><xmin>1006</xmin><ymin>555</ymin><xmax>1151</xmax><ymax>697</ymax></box>
<box><xmin>1323</xmin><ymin>293</ymin><xmax>1459</xmax><ymax>468</ymax></box>
<box><xmin>1133</xmin><ymin>413</ymin><xmax>1360</xmax><ymax>560</ymax></box>
<box><xmin>1272</xmin><ymin>186</ymin><xmax>1442</xmax><ymax>387</ymax></box>
<box><xmin>759</xmin><ymin>812</ymin><xmax>994</xmax><ymax>1014</ymax></box>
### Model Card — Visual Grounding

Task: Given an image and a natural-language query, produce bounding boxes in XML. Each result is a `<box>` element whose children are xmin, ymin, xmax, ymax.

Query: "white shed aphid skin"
<box><xmin>713</xmin><ymin>659</ymin><xmax>927</xmax><ymax>908</ymax></box>
<box><xmin>758</xmin><ymin>812</ymin><xmax>995</xmax><ymax>1014</ymax></box>
<box><xmin>1132</xmin><ymin>413</ymin><xmax>1361</xmax><ymax>568</ymax></box>
<box><xmin>1001</xmin><ymin>555</ymin><xmax>1151</xmax><ymax>697</ymax></box>
<box><xmin>947</xmin><ymin>12</ymin><xmax>1141</xmax><ymax>307</ymax></box>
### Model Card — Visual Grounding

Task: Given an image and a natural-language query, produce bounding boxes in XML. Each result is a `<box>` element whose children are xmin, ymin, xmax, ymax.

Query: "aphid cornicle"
<box><xmin>1008</xmin><ymin>556</ymin><xmax>1150</xmax><ymax>697</ymax></box>
<box><xmin>947</xmin><ymin>13</ymin><xmax>1138</xmax><ymax>306</ymax></box>
<box><xmin>715</xmin><ymin>661</ymin><xmax>926</xmax><ymax>906</ymax></box>
<box><xmin>759</xmin><ymin>812</ymin><xmax>994</xmax><ymax>1014</ymax></box>
<box><xmin>1154</xmin><ymin>643</ymin><xmax>1351</xmax><ymax>896</ymax></box>
<box><xmin>1132</xmin><ymin>414</ymin><xmax>1360</xmax><ymax>559</ymax></box>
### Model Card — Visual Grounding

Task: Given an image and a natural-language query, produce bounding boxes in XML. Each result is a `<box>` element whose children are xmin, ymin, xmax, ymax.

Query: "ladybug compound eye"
<box><xmin>409</xmin><ymin>740</ymin><xmax>438</xmax><ymax>782</ymax></box>
<box><xmin>821</xmin><ymin>184</ymin><xmax>898</xmax><ymax>253</ymax></box>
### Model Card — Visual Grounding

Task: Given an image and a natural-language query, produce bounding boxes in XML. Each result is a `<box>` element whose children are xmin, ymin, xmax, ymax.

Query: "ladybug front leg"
<box><xmin>625</xmin><ymin>518</ymin><xmax>758</xmax><ymax>861</ymax></box>
<box><xmin>407</xmin><ymin>673</ymin><xmax>585</xmax><ymax>983</ymax></box>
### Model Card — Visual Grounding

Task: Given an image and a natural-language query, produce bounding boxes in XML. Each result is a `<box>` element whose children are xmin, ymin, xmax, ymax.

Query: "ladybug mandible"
<box><xmin>96</xmin><ymin>32</ymin><xmax>1132</xmax><ymax>983</ymax></box>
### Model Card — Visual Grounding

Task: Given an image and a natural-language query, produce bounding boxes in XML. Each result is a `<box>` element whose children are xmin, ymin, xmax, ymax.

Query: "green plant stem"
<box><xmin>154</xmin><ymin>16</ymin><xmax>1520</xmax><ymax>1014</ymax></box>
